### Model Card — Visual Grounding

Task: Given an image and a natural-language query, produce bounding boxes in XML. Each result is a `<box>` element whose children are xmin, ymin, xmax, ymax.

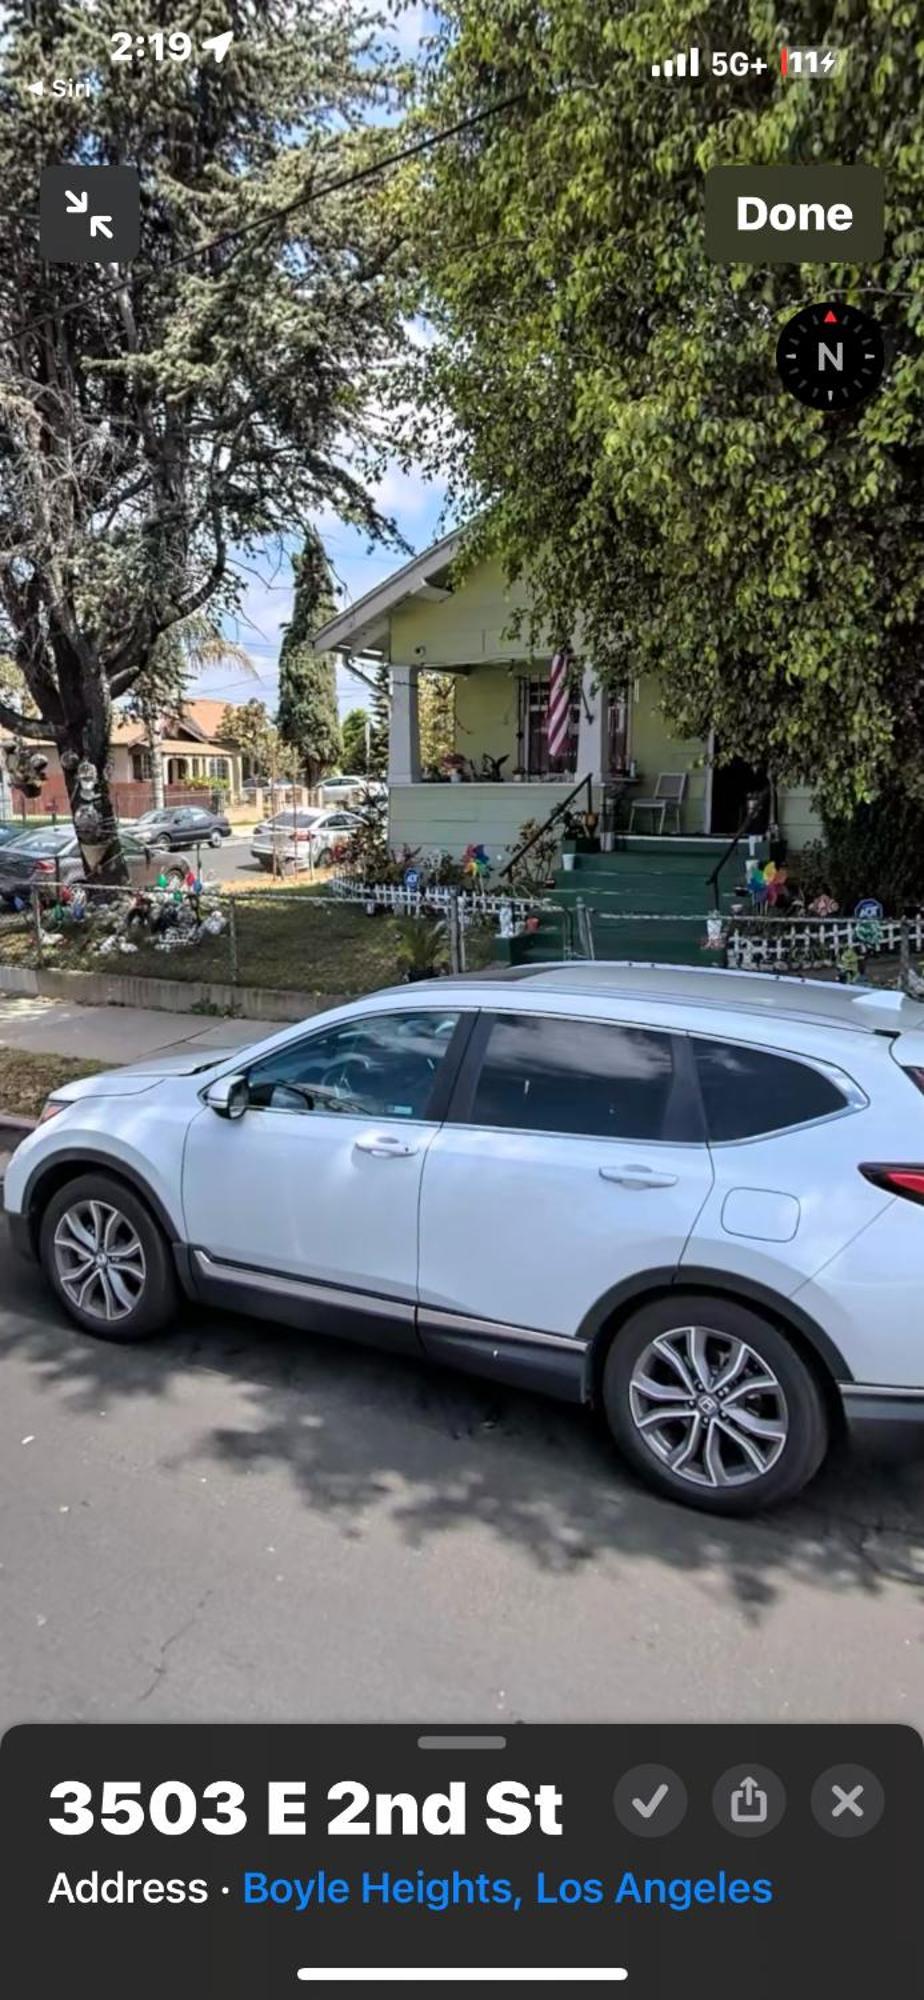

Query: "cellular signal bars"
<box><xmin>650</xmin><ymin>46</ymin><xmax>700</xmax><ymax>78</ymax></box>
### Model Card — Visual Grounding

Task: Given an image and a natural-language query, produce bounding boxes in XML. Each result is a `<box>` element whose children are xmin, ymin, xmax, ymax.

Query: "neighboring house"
<box><xmin>1</xmin><ymin>699</ymin><xmax>245</xmax><ymax>817</ymax></box>
<box><xmin>314</xmin><ymin>528</ymin><xmax>822</xmax><ymax>862</ymax></box>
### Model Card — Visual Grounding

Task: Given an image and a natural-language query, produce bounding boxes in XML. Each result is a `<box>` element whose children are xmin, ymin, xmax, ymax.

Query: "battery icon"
<box><xmin>780</xmin><ymin>47</ymin><xmax>843</xmax><ymax>78</ymax></box>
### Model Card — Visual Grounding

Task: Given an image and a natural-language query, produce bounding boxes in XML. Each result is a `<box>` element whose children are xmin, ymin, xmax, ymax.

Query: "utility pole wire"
<box><xmin>1</xmin><ymin>88</ymin><xmax>531</xmax><ymax>349</ymax></box>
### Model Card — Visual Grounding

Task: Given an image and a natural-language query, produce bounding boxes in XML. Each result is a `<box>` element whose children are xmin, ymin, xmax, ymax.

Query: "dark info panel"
<box><xmin>0</xmin><ymin>1724</ymin><xmax>919</xmax><ymax>1998</ymax></box>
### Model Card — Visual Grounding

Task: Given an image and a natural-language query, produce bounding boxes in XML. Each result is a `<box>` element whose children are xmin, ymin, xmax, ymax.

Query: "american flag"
<box><xmin>548</xmin><ymin>648</ymin><xmax>573</xmax><ymax>761</ymax></box>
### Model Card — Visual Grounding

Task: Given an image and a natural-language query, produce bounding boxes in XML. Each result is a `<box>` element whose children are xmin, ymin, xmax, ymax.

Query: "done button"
<box><xmin>704</xmin><ymin>165</ymin><xmax>884</xmax><ymax>263</ymax></box>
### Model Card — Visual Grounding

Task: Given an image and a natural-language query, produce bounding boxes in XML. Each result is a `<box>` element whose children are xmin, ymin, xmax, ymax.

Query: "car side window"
<box><xmin>467</xmin><ymin>1013</ymin><xmax>682</xmax><ymax>1141</ymax></box>
<box><xmin>246</xmin><ymin>1011</ymin><xmax>462</xmax><ymax>1120</ymax></box>
<box><xmin>693</xmin><ymin>1037</ymin><xmax>847</xmax><ymax>1141</ymax></box>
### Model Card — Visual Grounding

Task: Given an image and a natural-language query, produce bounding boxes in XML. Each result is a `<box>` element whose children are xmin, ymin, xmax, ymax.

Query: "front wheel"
<box><xmin>601</xmin><ymin>1293</ymin><xmax>829</xmax><ymax>1514</ymax></box>
<box><xmin>39</xmin><ymin>1172</ymin><xmax>178</xmax><ymax>1343</ymax></box>
<box><xmin>209</xmin><ymin>829</ymin><xmax>223</xmax><ymax>849</ymax></box>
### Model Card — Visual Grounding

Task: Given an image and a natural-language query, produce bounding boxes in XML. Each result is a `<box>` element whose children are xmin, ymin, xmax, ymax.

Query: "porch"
<box><xmin>387</xmin><ymin>658</ymin><xmax>711</xmax><ymax>856</ymax></box>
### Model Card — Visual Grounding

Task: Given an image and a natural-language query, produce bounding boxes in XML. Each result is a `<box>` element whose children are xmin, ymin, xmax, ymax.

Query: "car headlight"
<box><xmin>37</xmin><ymin>1098</ymin><xmax>67</xmax><ymax>1125</ymax></box>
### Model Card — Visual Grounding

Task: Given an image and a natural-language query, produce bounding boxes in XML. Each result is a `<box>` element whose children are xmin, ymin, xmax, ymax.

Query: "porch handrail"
<box><xmin>498</xmin><ymin>771</ymin><xmax>593</xmax><ymax>880</ymax></box>
<box><xmin>705</xmin><ymin>787</ymin><xmax>770</xmax><ymax>906</ymax></box>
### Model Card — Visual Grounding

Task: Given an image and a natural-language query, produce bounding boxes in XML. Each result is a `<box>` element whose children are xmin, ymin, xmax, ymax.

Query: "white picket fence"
<box><xmin>327</xmin><ymin>873</ymin><xmax>559</xmax><ymax>929</ymax></box>
<box><xmin>727</xmin><ymin>913</ymin><xmax>924</xmax><ymax>969</ymax></box>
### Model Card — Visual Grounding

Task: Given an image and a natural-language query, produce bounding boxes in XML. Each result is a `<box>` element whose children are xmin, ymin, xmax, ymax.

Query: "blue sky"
<box><xmin>197</xmin><ymin>1</ymin><xmax>447</xmax><ymax>723</ymax></box>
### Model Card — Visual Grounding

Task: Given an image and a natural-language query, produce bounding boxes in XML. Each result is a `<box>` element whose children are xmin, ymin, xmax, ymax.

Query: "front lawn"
<box><xmin>0</xmin><ymin>889</ymin><xmax>498</xmax><ymax>997</ymax></box>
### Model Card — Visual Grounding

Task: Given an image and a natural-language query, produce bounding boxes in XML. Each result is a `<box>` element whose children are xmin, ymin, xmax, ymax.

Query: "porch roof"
<box><xmin>313</xmin><ymin>526</ymin><xmax>465</xmax><ymax>659</ymax></box>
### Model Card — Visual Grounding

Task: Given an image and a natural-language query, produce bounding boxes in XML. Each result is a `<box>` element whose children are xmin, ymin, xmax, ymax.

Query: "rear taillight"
<box><xmin>900</xmin><ymin>1067</ymin><xmax>924</xmax><ymax>1095</ymax></box>
<box><xmin>860</xmin><ymin>1164</ymin><xmax>924</xmax><ymax>1207</ymax></box>
<box><xmin>33</xmin><ymin>859</ymin><xmax>55</xmax><ymax>875</ymax></box>
<box><xmin>38</xmin><ymin>1098</ymin><xmax>66</xmax><ymax>1125</ymax></box>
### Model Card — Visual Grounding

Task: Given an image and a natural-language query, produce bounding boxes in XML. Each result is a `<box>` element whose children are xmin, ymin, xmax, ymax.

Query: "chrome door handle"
<box><xmin>354</xmin><ymin>1133</ymin><xmax>419</xmax><ymax>1159</ymax></box>
<box><xmin>599</xmin><ymin>1164</ymin><xmax>678</xmax><ymax>1189</ymax></box>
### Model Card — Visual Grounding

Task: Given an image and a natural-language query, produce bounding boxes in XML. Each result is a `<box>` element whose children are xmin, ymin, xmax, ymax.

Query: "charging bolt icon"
<box><xmin>730</xmin><ymin>1776</ymin><xmax>769</xmax><ymax>1825</ymax></box>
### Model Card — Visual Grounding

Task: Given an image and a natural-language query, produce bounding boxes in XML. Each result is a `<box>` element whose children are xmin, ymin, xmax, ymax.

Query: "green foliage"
<box><xmin>507</xmin><ymin>816</ymin><xmax>559</xmax><ymax>895</ymax></box>
<box><xmin>412</xmin><ymin>1</ymin><xmax>924</xmax><ymax>814</ymax></box>
<box><xmin>419</xmin><ymin>671</ymin><xmax>456</xmax><ymax>774</ymax></box>
<box><xmin>277</xmin><ymin>532</ymin><xmax>342</xmax><ymax>782</ymax></box>
<box><xmin>822</xmin><ymin>791</ymin><xmax>924</xmax><ymax>912</ymax></box>
<box><xmin>0</xmin><ymin>0</ymin><xmax>407</xmax><ymax>865</ymax></box>
<box><xmin>341</xmin><ymin>707</ymin><xmax>372</xmax><ymax>773</ymax></box>
<box><xmin>393</xmin><ymin>915</ymin><xmax>448</xmax><ymax>978</ymax></box>
<box><xmin>219</xmin><ymin>700</ymin><xmax>298</xmax><ymax>780</ymax></box>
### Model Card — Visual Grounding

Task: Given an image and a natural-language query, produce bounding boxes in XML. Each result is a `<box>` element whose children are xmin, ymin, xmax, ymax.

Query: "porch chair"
<box><xmin>628</xmin><ymin>771</ymin><xmax>687</xmax><ymax>835</ymax></box>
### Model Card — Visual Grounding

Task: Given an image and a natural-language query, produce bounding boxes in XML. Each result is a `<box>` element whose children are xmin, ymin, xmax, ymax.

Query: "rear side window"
<box><xmin>693</xmin><ymin>1038</ymin><xmax>846</xmax><ymax>1141</ymax></box>
<box><xmin>468</xmin><ymin>1013</ymin><xmax>681</xmax><ymax>1141</ymax></box>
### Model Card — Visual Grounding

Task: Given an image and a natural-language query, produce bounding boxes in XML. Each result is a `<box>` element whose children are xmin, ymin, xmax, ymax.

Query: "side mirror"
<box><xmin>204</xmin><ymin>1073</ymin><xmax>250</xmax><ymax>1120</ymax></box>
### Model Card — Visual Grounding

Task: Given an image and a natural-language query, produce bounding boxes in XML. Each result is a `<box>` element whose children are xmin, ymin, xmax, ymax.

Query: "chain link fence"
<box><xmin>3</xmin><ymin>868</ymin><xmax>921</xmax><ymax>1001</ymax></box>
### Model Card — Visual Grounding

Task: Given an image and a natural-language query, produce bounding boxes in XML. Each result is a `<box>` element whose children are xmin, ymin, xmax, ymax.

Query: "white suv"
<box><xmin>6</xmin><ymin>963</ymin><xmax>924</xmax><ymax>1515</ymax></box>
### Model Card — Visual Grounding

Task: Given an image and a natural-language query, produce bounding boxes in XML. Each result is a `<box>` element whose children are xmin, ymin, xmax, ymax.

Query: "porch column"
<box><xmin>388</xmin><ymin>663</ymin><xmax>421</xmax><ymax>783</ymax></box>
<box><xmin>576</xmin><ymin>664</ymin><xmax>608</xmax><ymax>783</ymax></box>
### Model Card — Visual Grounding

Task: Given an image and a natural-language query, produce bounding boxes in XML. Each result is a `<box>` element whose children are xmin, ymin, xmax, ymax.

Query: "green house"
<box><xmin>315</xmin><ymin>528</ymin><xmax>822</xmax><ymax>873</ymax></box>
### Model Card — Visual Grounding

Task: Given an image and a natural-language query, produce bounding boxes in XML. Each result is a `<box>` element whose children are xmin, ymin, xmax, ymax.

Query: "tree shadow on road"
<box><xmin>3</xmin><ymin>1231</ymin><xmax>923</xmax><ymax>1621</ymax></box>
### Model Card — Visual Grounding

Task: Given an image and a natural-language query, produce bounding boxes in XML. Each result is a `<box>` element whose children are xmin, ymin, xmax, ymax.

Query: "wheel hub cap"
<box><xmin>53</xmin><ymin>1199</ymin><xmax>146</xmax><ymax>1323</ymax></box>
<box><xmin>628</xmin><ymin>1325</ymin><xmax>789</xmax><ymax>1490</ymax></box>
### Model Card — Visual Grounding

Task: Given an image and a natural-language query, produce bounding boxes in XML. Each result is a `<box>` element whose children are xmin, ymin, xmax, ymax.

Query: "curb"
<box><xmin>0</xmin><ymin>1112</ymin><xmax>36</xmax><ymax>1135</ymax></box>
<box><xmin>0</xmin><ymin>961</ymin><xmax>350</xmax><ymax>1023</ymax></box>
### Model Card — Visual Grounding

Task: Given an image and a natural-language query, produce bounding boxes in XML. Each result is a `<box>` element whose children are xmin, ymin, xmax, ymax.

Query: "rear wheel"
<box><xmin>602</xmin><ymin>1293</ymin><xmax>829</xmax><ymax>1514</ymax></box>
<box><xmin>316</xmin><ymin>846</ymin><xmax>333</xmax><ymax>868</ymax></box>
<box><xmin>39</xmin><ymin>1173</ymin><xmax>178</xmax><ymax>1343</ymax></box>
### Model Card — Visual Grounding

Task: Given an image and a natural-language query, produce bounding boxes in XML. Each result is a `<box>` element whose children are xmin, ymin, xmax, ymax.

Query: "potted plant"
<box><xmin>394</xmin><ymin>916</ymin><xmax>448</xmax><ymax>982</ymax></box>
<box><xmin>441</xmin><ymin>752</ymin><xmax>469</xmax><ymax>784</ymax></box>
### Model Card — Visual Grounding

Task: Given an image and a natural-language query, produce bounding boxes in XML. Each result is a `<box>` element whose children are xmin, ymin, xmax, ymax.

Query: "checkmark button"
<box><xmin>613</xmin><ymin>1765</ymin><xmax>688</xmax><ymax>1838</ymax></box>
<box><xmin>632</xmin><ymin>1781</ymin><xmax>670</xmax><ymax>1820</ymax></box>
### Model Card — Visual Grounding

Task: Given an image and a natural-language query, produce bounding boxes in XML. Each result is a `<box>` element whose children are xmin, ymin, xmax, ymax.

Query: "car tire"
<box><xmin>209</xmin><ymin>829</ymin><xmax>223</xmax><ymax>848</ymax></box>
<box><xmin>601</xmin><ymin>1293</ymin><xmax>829</xmax><ymax>1515</ymax></box>
<box><xmin>316</xmin><ymin>847</ymin><xmax>333</xmax><ymax>868</ymax></box>
<box><xmin>256</xmin><ymin>856</ymin><xmax>272</xmax><ymax>872</ymax></box>
<box><xmin>152</xmin><ymin>836</ymin><xmax>171</xmax><ymax>854</ymax></box>
<box><xmin>39</xmin><ymin>1173</ymin><xmax>178</xmax><ymax>1343</ymax></box>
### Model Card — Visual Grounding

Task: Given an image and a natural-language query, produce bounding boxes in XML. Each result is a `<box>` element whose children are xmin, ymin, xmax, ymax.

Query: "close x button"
<box><xmin>39</xmin><ymin>165</ymin><xmax>140</xmax><ymax>264</ymax></box>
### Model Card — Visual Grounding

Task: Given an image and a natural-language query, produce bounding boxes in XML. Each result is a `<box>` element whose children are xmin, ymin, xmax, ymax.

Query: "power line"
<box><xmin>2</xmin><ymin>88</ymin><xmax>530</xmax><ymax>348</ymax></box>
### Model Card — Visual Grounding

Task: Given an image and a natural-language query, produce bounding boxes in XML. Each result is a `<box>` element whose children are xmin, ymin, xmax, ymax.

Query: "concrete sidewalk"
<box><xmin>0</xmin><ymin>993</ymin><xmax>277</xmax><ymax>1064</ymax></box>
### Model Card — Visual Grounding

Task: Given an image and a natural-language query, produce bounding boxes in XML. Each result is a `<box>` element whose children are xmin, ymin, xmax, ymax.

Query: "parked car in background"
<box><xmin>132</xmin><ymin>805</ymin><xmax>230</xmax><ymax>851</ymax></box>
<box><xmin>317</xmin><ymin>775</ymin><xmax>386</xmax><ymax>806</ymax></box>
<box><xmin>8</xmin><ymin>960</ymin><xmax>924</xmax><ymax>1517</ymax></box>
<box><xmin>0</xmin><ymin>826</ymin><xmax>191</xmax><ymax>905</ymax></box>
<box><xmin>0</xmin><ymin>820</ymin><xmax>27</xmax><ymax>847</ymax></box>
<box><xmin>250</xmin><ymin>807</ymin><xmax>359</xmax><ymax>872</ymax></box>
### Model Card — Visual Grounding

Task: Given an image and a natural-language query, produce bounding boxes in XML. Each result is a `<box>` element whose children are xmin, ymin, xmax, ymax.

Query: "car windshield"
<box><xmin>6</xmin><ymin>828</ymin><xmax>73</xmax><ymax>855</ymax></box>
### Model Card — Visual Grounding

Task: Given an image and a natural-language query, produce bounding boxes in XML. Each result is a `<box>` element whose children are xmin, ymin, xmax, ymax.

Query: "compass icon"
<box><xmin>775</xmin><ymin>302</ymin><xmax>884</xmax><ymax>411</ymax></box>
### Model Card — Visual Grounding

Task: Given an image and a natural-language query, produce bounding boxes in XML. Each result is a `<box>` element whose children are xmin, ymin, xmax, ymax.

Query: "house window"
<box><xmin>131</xmin><ymin>751</ymin><xmax>152</xmax><ymax>781</ymax></box>
<box><xmin>208</xmin><ymin>756</ymin><xmax>227</xmax><ymax>779</ymax></box>
<box><xmin>520</xmin><ymin>676</ymin><xmax>581</xmax><ymax>777</ymax></box>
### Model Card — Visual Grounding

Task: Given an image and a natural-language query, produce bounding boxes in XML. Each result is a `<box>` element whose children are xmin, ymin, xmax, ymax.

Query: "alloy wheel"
<box><xmin>627</xmin><ymin>1324</ymin><xmax>789</xmax><ymax>1489</ymax></box>
<box><xmin>53</xmin><ymin>1199</ymin><xmax>147</xmax><ymax>1323</ymax></box>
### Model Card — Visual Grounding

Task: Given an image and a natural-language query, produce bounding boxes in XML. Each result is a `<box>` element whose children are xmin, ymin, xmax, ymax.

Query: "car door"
<box><xmin>182</xmin><ymin>1005</ymin><xmax>470</xmax><ymax>1343</ymax></box>
<box><xmin>417</xmin><ymin>1008</ymin><xmax>714</xmax><ymax>1348</ymax></box>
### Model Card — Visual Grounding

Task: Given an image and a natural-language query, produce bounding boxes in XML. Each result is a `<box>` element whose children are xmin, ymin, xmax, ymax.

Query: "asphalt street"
<box><xmin>1</xmin><ymin>1213</ymin><xmax>923</xmax><ymax>1730</ymax></box>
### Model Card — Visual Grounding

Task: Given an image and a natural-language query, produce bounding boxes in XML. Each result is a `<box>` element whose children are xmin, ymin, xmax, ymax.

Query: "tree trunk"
<box><xmin>57</xmin><ymin>724</ymin><xmax>129</xmax><ymax>887</ymax></box>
